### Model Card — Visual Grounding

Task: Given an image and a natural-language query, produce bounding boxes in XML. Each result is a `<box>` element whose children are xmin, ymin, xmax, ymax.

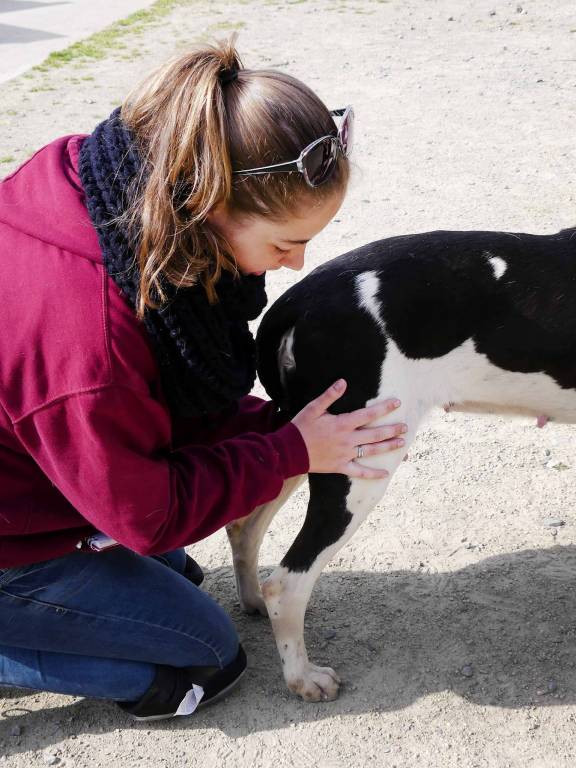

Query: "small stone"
<box><xmin>543</xmin><ymin>518</ymin><xmax>565</xmax><ymax>527</ymax></box>
<box><xmin>547</xmin><ymin>679</ymin><xmax>558</xmax><ymax>693</ymax></box>
<box><xmin>43</xmin><ymin>755</ymin><xmax>59</xmax><ymax>766</ymax></box>
<box><xmin>489</xmin><ymin>10</ymin><xmax>497</xmax><ymax>15</ymax></box>
<box><xmin>10</xmin><ymin>725</ymin><xmax>21</xmax><ymax>737</ymax></box>
<box><xmin>516</xmin><ymin>4</ymin><xmax>523</xmax><ymax>11</ymax></box>
<box><xmin>324</xmin><ymin>629</ymin><xmax>337</xmax><ymax>640</ymax></box>
<box><xmin>461</xmin><ymin>664</ymin><xmax>474</xmax><ymax>678</ymax></box>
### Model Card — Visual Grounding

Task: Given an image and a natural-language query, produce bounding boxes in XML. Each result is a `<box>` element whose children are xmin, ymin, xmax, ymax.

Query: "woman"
<box><xmin>0</xmin><ymin>40</ymin><xmax>405</xmax><ymax>720</ymax></box>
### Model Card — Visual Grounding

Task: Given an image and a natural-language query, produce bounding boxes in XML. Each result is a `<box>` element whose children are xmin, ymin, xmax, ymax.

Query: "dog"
<box><xmin>226</xmin><ymin>227</ymin><xmax>576</xmax><ymax>702</ymax></box>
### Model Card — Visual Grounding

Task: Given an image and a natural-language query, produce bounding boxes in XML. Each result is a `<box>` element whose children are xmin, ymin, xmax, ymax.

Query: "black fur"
<box><xmin>281</xmin><ymin>474</ymin><xmax>352</xmax><ymax>572</ymax></box>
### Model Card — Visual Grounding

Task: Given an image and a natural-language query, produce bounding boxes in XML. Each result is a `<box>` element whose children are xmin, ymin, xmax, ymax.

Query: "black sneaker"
<box><xmin>118</xmin><ymin>645</ymin><xmax>247</xmax><ymax>721</ymax></box>
<box><xmin>183</xmin><ymin>554</ymin><xmax>204</xmax><ymax>586</ymax></box>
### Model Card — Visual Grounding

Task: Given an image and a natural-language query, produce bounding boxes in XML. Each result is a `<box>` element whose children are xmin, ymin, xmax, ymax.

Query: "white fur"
<box><xmin>487</xmin><ymin>254</ymin><xmax>507</xmax><ymax>280</ymax></box>
<box><xmin>357</xmin><ymin>270</ymin><xmax>385</xmax><ymax>330</ymax></box>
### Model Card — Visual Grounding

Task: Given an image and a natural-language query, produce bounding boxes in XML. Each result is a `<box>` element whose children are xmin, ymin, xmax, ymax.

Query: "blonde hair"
<box><xmin>120</xmin><ymin>39</ymin><xmax>349</xmax><ymax>317</ymax></box>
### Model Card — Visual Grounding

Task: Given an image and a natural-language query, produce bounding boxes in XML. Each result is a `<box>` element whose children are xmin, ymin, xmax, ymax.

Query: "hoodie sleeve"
<box><xmin>13</xmin><ymin>385</ymin><xmax>309</xmax><ymax>555</ymax></box>
<box><xmin>170</xmin><ymin>394</ymin><xmax>291</xmax><ymax>449</ymax></box>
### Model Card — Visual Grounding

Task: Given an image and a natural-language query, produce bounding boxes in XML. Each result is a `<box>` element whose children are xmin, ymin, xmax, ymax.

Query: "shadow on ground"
<box><xmin>0</xmin><ymin>1</ymin><xmax>68</xmax><ymax>12</ymax></box>
<box><xmin>0</xmin><ymin>22</ymin><xmax>63</xmax><ymax>44</ymax></box>
<box><xmin>1</xmin><ymin>545</ymin><xmax>575</xmax><ymax>755</ymax></box>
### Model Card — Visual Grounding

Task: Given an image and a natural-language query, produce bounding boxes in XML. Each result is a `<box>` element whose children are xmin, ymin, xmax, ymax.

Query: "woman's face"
<box><xmin>207</xmin><ymin>192</ymin><xmax>344</xmax><ymax>276</ymax></box>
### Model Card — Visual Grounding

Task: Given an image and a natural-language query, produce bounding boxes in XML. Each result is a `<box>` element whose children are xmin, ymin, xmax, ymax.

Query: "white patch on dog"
<box><xmin>278</xmin><ymin>327</ymin><xmax>296</xmax><ymax>388</ymax></box>
<box><xmin>331</xmin><ymin>328</ymin><xmax>576</xmax><ymax>505</ymax></box>
<box><xmin>343</xmin><ymin>333</ymin><xmax>576</xmax><ymax>496</ymax></box>
<box><xmin>356</xmin><ymin>271</ymin><xmax>385</xmax><ymax>330</ymax></box>
<box><xmin>380</xmin><ymin>336</ymin><xmax>576</xmax><ymax>427</ymax></box>
<box><xmin>485</xmin><ymin>253</ymin><xmax>507</xmax><ymax>280</ymax></box>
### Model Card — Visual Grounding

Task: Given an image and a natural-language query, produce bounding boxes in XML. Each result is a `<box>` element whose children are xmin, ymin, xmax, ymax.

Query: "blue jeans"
<box><xmin>0</xmin><ymin>547</ymin><xmax>239</xmax><ymax>702</ymax></box>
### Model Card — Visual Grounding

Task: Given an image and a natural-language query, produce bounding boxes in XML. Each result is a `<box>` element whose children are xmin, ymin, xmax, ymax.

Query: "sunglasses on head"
<box><xmin>232</xmin><ymin>106</ymin><xmax>354</xmax><ymax>188</ymax></box>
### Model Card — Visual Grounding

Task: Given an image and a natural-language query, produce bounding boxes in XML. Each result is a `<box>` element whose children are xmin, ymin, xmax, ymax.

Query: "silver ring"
<box><xmin>356</xmin><ymin>445</ymin><xmax>364</xmax><ymax>460</ymax></box>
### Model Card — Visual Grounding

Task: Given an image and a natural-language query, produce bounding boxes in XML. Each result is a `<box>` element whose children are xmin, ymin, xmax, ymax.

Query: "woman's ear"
<box><xmin>205</xmin><ymin>202</ymin><xmax>228</xmax><ymax>228</ymax></box>
<box><xmin>205</xmin><ymin>204</ymin><xmax>246</xmax><ymax>243</ymax></box>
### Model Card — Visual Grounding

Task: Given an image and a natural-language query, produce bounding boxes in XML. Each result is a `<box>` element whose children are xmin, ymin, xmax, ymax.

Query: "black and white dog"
<box><xmin>226</xmin><ymin>227</ymin><xmax>576</xmax><ymax>702</ymax></box>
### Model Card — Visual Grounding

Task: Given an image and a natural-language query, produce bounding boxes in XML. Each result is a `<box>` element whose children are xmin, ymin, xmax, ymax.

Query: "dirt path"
<box><xmin>1</xmin><ymin>1</ymin><xmax>576</xmax><ymax>766</ymax></box>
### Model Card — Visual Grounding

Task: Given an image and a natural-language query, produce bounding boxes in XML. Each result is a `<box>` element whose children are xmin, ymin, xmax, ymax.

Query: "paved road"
<box><xmin>0</xmin><ymin>0</ymin><xmax>156</xmax><ymax>84</ymax></box>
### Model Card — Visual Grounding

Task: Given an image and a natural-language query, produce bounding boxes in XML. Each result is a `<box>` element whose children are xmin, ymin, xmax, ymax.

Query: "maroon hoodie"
<box><xmin>0</xmin><ymin>136</ymin><xmax>309</xmax><ymax>568</ymax></box>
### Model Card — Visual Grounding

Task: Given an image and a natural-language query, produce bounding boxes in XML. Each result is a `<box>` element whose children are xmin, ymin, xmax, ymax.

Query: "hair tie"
<box><xmin>219</xmin><ymin>67</ymin><xmax>238</xmax><ymax>86</ymax></box>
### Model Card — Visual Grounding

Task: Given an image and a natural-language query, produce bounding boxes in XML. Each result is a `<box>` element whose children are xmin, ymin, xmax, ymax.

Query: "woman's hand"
<box><xmin>291</xmin><ymin>379</ymin><xmax>406</xmax><ymax>479</ymax></box>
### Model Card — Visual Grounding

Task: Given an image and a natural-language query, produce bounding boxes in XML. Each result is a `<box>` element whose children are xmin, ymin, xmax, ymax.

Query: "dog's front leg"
<box><xmin>262</xmin><ymin>561</ymin><xmax>341</xmax><ymax>701</ymax></box>
<box><xmin>226</xmin><ymin>474</ymin><xmax>305</xmax><ymax>615</ymax></box>
<box><xmin>262</xmin><ymin>468</ymin><xmax>400</xmax><ymax>702</ymax></box>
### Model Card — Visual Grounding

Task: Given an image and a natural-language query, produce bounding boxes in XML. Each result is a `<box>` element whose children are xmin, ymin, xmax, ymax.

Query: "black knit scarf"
<box><xmin>78</xmin><ymin>108</ymin><xmax>268</xmax><ymax>419</ymax></box>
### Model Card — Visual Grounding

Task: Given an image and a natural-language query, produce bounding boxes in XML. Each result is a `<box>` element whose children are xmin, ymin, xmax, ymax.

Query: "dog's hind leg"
<box><xmin>261</xmin><ymin>421</ymin><xmax>420</xmax><ymax>702</ymax></box>
<box><xmin>226</xmin><ymin>474</ymin><xmax>306</xmax><ymax>615</ymax></box>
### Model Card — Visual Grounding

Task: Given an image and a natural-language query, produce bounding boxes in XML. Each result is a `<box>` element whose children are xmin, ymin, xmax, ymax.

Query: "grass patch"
<box><xmin>0</xmin><ymin>156</ymin><xmax>15</xmax><ymax>164</ymax></box>
<box><xmin>32</xmin><ymin>0</ymin><xmax>196</xmax><ymax>73</ymax></box>
<box><xmin>209</xmin><ymin>20</ymin><xmax>246</xmax><ymax>31</ymax></box>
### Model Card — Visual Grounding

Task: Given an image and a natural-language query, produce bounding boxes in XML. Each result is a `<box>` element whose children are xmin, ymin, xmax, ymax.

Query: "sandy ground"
<box><xmin>1</xmin><ymin>0</ymin><xmax>576</xmax><ymax>766</ymax></box>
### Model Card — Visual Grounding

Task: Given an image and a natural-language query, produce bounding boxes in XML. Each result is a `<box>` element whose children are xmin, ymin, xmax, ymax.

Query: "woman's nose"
<box><xmin>283</xmin><ymin>248</ymin><xmax>305</xmax><ymax>271</ymax></box>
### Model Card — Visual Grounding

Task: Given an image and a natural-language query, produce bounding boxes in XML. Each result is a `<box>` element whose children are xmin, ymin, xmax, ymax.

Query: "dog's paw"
<box><xmin>239</xmin><ymin>592</ymin><xmax>268</xmax><ymax>617</ymax></box>
<box><xmin>287</xmin><ymin>663</ymin><xmax>341</xmax><ymax>702</ymax></box>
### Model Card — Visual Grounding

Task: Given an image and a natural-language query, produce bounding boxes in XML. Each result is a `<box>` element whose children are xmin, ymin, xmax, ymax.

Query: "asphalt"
<box><xmin>0</xmin><ymin>0</ymin><xmax>156</xmax><ymax>84</ymax></box>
